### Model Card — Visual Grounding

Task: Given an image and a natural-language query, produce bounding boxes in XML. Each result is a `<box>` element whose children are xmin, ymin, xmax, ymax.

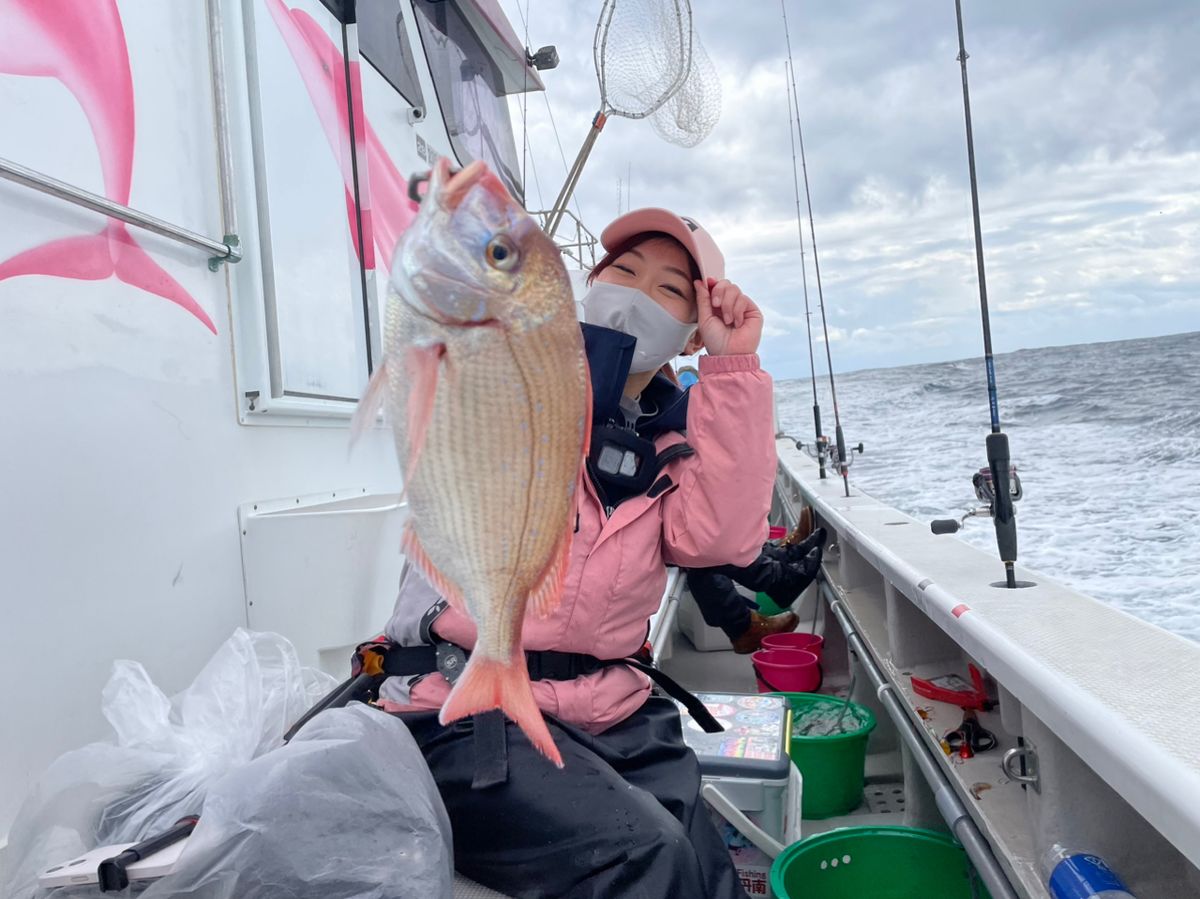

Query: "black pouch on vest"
<box><xmin>589</xmin><ymin>423</ymin><xmax>660</xmax><ymax>499</ymax></box>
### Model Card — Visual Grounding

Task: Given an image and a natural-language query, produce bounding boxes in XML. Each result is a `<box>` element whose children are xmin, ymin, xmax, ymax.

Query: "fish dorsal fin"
<box><xmin>401</xmin><ymin>343</ymin><xmax>445</xmax><ymax>490</ymax></box>
<box><xmin>528</xmin><ymin>523</ymin><xmax>573</xmax><ymax>619</ymax></box>
<box><xmin>349</xmin><ymin>359</ymin><xmax>389</xmax><ymax>446</ymax></box>
<box><xmin>401</xmin><ymin>521</ymin><xmax>467</xmax><ymax>614</ymax></box>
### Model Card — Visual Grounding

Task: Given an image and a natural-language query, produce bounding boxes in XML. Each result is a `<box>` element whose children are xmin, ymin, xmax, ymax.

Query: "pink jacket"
<box><xmin>382</xmin><ymin>353</ymin><xmax>775</xmax><ymax>732</ymax></box>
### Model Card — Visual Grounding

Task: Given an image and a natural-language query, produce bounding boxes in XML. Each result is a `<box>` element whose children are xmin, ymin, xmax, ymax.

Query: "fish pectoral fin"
<box><xmin>440</xmin><ymin>652</ymin><xmax>563</xmax><ymax>768</ymax></box>
<box><xmin>350</xmin><ymin>359</ymin><xmax>389</xmax><ymax>447</ymax></box>
<box><xmin>528</xmin><ymin>526</ymin><xmax>572</xmax><ymax>619</ymax></box>
<box><xmin>402</xmin><ymin>342</ymin><xmax>445</xmax><ymax>489</ymax></box>
<box><xmin>401</xmin><ymin>522</ymin><xmax>467</xmax><ymax>613</ymax></box>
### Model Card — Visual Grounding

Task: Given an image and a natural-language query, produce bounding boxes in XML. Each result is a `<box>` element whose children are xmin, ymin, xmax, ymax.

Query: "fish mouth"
<box><xmin>435</xmin><ymin>158</ymin><xmax>510</xmax><ymax>211</ymax></box>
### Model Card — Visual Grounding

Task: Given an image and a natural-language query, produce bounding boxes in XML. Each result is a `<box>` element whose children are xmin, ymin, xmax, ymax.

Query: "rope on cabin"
<box><xmin>781</xmin><ymin>0</ymin><xmax>851</xmax><ymax>496</ymax></box>
<box><xmin>509</xmin><ymin>0</ymin><xmax>549</xmax><ymax>212</ymax></box>
<box><xmin>541</xmin><ymin>87</ymin><xmax>585</xmax><ymax>225</ymax></box>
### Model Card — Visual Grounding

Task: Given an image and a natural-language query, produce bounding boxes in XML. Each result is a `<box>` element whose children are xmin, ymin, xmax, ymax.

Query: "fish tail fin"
<box><xmin>109</xmin><ymin>226</ymin><xmax>217</xmax><ymax>333</ymax></box>
<box><xmin>0</xmin><ymin>229</ymin><xmax>215</xmax><ymax>333</ymax></box>
<box><xmin>0</xmin><ymin>233</ymin><xmax>114</xmax><ymax>284</ymax></box>
<box><xmin>440</xmin><ymin>653</ymin><xmax>562</xmax><ymax>768</ymax></box>
<box><xmin>350</xmin><ymin>359</ymin><xmax>389</xmax><ymax>448</ymax></box>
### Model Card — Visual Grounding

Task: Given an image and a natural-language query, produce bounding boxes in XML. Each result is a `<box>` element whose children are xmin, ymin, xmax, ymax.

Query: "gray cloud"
<box><xmin>502</xmin><ymin>0</ymin><xmax>1200</xmax><ymax>376</ymax></box>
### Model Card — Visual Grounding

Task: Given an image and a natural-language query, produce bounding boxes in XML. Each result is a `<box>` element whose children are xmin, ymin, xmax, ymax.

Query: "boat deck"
<box><xmin>661</xmin><ymin>599</ymin><xmax>913</xmax><ymax>838</ymax></box>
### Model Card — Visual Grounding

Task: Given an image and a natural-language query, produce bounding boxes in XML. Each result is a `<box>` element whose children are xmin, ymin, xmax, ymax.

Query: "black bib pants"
<box><xmin>399</xmin><ymin>698</ymin><xmax>748</xmax><ymax>899</ymax></box>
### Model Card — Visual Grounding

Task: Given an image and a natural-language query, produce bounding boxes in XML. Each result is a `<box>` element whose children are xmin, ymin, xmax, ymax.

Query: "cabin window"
<box><xmin>358</xmin><ymin>0</ymin><xmax>426</xmax><ymax>109</ymax></box>
<box><xmin>237</xmin><ymin>0</ymin><xmax>373</xmax><ymax>418</ymax></box>
<box><xmin>412</xmin><ymin>0</ymin><xmax>524</xmax><ymax>201</ymax></box>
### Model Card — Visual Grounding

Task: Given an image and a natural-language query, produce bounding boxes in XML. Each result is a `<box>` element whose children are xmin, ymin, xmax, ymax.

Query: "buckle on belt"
<box><xmin>437</xmin><ymin>641</ymin><xmax>468</xmax><ymax>684</ymax></box>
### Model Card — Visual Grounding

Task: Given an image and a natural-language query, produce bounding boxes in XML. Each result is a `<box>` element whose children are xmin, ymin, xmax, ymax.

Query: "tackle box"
<box><xmin>679</xmin><ymin>692</ymin><xmax>802</xmax><ymax>897</ymax></box>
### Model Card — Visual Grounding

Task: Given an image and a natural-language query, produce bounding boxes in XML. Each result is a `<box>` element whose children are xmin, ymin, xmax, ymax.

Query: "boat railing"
<box><xmin>775</xmin><ymin>438</ymin><xmax>1200</xmax><ymax>892</ymax></box>
<box><xmin>0</xmin><ymin>157</ymin><xmax>241</xmax><ymax>270</ymax></box>
<box><xmin>531</xmin><ymin>208</ymin><xmax>598</xmax><ymax>270</ymax></box>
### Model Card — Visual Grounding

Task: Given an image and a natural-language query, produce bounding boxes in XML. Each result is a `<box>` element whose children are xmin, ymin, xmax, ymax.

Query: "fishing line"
<box><xmin>783</xmin><ymin>59</ymin><xmax>825</xmax><ymax>479</ymax></box>
<box><xmin>781</xmin><ymin>0</ymin><xmax>852</xmax><ymax>496</ymax></box>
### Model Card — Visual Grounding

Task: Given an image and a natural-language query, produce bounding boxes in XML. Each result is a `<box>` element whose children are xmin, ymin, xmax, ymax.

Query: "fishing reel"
<box><xmin>777</xmin><ymin>433</ymin><xmax>864</xmax><ymax>478</ymax></box>
<box><xmin>931</xmin><ymin>465</ymin><xmax>1022</xmax><ymax>535</ymax></box>
<box><xmin>828</xmin><ymin>437</ymin><xmax>864</xmax><ymax>471</ymax></box>
<box><xmin>775</xmin><ymin>431</ymin><xmax>825</xmax><ymax>465</ymax></box>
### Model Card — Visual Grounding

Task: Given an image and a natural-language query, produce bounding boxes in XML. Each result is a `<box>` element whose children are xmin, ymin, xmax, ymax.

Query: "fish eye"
<box><xmin>485</xmin><ymin>235</ymin><xmax>520</xmax><ymax>271</ymax></box>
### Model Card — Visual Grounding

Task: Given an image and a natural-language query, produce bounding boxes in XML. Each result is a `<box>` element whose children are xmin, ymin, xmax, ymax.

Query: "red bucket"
<box><xmin>768</xmin><ymin>526</ymin><xmax>789</xmax><ymax>541</ymax></box>
<box><xmin>752</xmin><ymin>648</ymin><xmax>820</xmax><ymax>693</ymax></box>
<box><xmin>761</xmin><ymin>632</ymin><xmax>824</xmax><ymax>660</ymax></box>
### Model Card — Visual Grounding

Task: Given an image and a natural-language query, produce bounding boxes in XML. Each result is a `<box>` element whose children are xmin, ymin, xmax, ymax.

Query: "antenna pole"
<box><xmin>954</xmin><ymin>0</ymin><xmax>1018</xmax><ymax>588</ymax></box>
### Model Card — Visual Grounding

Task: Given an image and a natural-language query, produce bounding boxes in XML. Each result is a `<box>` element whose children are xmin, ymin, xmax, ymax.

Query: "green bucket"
<box><xmin>756</xmin><ymin>590</ymin><xmax>787</xmax><ymax>616</ymax></box>
<box><xmin>775</xmin><ymin>692</ymin><xmax>876</xmax><ymax>819</ymax></box>
<box><xmin>771</xmin><ymin>827</ymin><xmax>991</xmax><ymax>899</ymax></box>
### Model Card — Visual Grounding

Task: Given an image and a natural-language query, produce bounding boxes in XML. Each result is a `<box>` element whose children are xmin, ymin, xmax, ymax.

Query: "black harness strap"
<box><xmin>608</xmin><ymin>657</ymin><xmax>722</xmax><ymax>733</ymax></box>
<box><xmin>471</xmin><ymin>710</ymin><xmax>509</xmax><ymax>789</ymax></box>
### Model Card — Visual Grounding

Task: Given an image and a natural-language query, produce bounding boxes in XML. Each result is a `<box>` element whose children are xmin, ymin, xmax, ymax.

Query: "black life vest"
<box><xmin>581</xmin><ymin>323</ymin><xmax>694</xmax><ymax>511</ymax></box>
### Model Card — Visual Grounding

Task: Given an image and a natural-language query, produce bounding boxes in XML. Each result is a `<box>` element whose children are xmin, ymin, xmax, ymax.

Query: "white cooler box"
<box><xmin>679</xmin><ymin>693</ymin><xmax>802</xmax><ymax>898</ymax></box>
<box><xmin>677</xmin><ymin>583</ymin><xmax>761</xmax><ymax>652</ymax></box>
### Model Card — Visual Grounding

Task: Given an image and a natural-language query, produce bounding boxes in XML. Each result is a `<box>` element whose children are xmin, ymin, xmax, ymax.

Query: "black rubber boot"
<box><xmin>763</xmin><ymin>548</ymin><xmax>822</xmax><ymax>607</ymax></box>
<box><xmin>782</xmin><ymin>527</ymin><xmax>828</xmax><ymax>565</ymax></box>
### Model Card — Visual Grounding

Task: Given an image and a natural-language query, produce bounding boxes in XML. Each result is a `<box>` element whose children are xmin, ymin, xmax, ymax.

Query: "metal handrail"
<box><xmin>531</xmin><ymin>208</ymin><xmax>598</xmax><ymax>269</ymax></box>
<box><xmin>0</xmin><ymin>156</ymin><xmax>242</xmax><ymax>268</ymax></box>
<box><xmin>206</xmin><ymin>0</ymin><xmax>238</xmax><ymax>244</ymax></box>
<box><xmin>821</xmin><ymin>578</ymin><xmax>1021</xmax><ymax>899</ymax></box>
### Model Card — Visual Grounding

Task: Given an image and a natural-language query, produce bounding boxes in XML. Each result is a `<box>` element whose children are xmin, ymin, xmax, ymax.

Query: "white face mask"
<box><xmin>581</xmin><ymin>282</ymin><xmax>696</xmax><ymax>373</ymax></box>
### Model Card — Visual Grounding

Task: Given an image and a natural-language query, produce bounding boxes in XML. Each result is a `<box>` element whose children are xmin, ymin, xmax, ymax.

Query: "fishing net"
<box><xmin>546</xmin><ymin>0</ymin><xmax>720</xmax><ymax>235</ymax></box>
<box><xmin>593</xmin><ymin>0</ymin><xmax>691</xmax><ymax>120</ymax></box>
<box><xmin>592</xmin><ymin>0</ymin><xmax>721</xmax><ymax>146</ymax></box>
<box><xmin>649</xmin><ymin>28</ymin><xmax>721</xmax><ymax>148</ymax></box>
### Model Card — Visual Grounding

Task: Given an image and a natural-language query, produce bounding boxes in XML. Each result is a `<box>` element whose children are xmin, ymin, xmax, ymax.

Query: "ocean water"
<box><xmin>775</xmin><ymin>331</ymin><xmax>1200</xmax><ymax>643</ymax></box>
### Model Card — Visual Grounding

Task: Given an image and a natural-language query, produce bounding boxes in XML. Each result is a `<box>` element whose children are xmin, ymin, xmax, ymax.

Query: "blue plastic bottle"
<box><xmin>1043</xmin><ymin>845</ymin><xmax>1136</xmax><ymax>899</ymax></box>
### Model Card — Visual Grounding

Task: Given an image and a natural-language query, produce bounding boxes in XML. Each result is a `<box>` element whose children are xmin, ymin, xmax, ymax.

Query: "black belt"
<box><xmin>284</xmin><ymin>640</ymin><xmax>723</xmax><ymax>790</ymax></box>
<box><xmin>377</xmin><ymin>642</ymin><xmax>723</xmax><ymax>735</ymax></box>
<box><xmin>285</xmin><ymin>641</ymin><xmax>721</xmax><ymax>738</ymax></box>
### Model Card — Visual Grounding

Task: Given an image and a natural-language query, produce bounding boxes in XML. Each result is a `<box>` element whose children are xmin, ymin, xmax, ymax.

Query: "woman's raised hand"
<box><xmin>694</xmin><ymin>278</ymin><xmax>764</xmax><ymax>357</ymax></box>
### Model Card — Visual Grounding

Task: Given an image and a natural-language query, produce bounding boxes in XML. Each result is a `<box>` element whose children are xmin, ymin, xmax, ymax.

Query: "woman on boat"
<box><xmin>377</xmin><ymin>208</ymin><xmax>775</xmax><ymax>898</ymax></box>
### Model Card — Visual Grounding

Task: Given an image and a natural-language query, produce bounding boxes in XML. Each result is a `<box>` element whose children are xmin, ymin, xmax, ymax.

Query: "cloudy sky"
<box><xmin>497</xmin><ymin>0</ymin><xmax>1199</xmax><ymax>377</ymax></box>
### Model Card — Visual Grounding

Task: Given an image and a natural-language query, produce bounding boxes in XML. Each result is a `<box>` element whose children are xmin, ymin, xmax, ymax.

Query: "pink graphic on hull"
<box><xmin>0</xmin><ymin>0</ymin><xmax>215</xmax><ymax>333</ymax></box>
<box><xmin>265</xmin><ymin>0</ymin><xmax>419</xmax><ymax>273</ymax></box>
<box><xmin>365</xmin><ymin>119</ymin><xmax>420</xmax><ymax>272</ymax></box>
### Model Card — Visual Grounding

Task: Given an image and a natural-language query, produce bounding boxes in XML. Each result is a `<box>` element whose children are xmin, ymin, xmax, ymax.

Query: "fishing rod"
<box><xmin>930</xmin><ymin>0</ymin><xmax>1022</xmax><ymax>589</ymax></box>
<box><xmin>781</xmin><ymin>0</ymin><xmax>859</xmax><ymax>497</ymax></box>
<box><xmin>783</xmin><ymin>59</ymin><xmax>826</xmax><ymax>479</ymax></box>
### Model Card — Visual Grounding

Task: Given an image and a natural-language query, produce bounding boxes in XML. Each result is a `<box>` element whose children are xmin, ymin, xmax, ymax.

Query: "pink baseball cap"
<box><xmin>600</xmin><ymin>208</ymin><xmax>725</xmax><ymax>284</ymax></box>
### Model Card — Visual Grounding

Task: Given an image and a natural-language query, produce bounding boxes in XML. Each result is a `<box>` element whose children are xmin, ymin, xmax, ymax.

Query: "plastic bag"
<box><xmin>141</xmin><ymin>704</ymin><xmax>453</xmax><ymax>899</ymax></box>
<box><xmin>1</xmin><ymin>629</ymin><xmax>338</xmax><ymax>898</ymax></box>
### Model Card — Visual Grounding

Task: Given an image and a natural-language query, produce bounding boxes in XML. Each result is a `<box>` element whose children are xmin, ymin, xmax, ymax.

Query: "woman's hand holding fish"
<box><xmin>694</xmin><ymin>277</ymin><xmax>763</xmax><ymax>356</ymax></box>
